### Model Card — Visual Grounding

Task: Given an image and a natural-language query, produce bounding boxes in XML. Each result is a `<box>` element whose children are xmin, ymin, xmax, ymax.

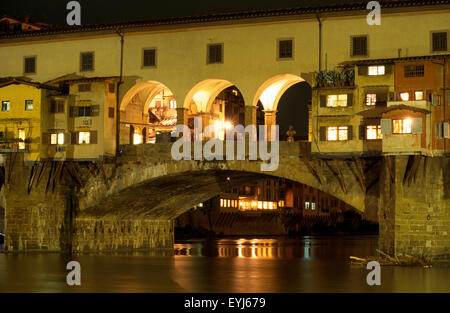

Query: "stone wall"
<box><xmin>72</xmin><ymin>218</ymin><xmax>174</xmax><ymax>252</ymax></box>
<box><xmin>379</xmin><ymin>156</ymin><xmax>450</xmax><ymax>259</ymax></box>
<box><xmin>4</xmin><ymin>154</ymin><xmax>69</xmax><ymax>251</ymax></box>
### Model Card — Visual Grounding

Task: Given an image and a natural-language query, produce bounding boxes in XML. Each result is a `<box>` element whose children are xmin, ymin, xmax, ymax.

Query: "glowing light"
<box><xmin>133</xmin><ymin>133</ymin><xmax>143</xmax><ymax>145</ymax></box>
<box><xmin>224</xmin><ymin>121</ymin><xmax>233</xmax><ymax>130</ymax></box>
<box><xmin>400</xmin><ymin>92</ymin><xmax>409</xmax><ymax>101</ymax></box>
<box><xmin>259</xmin><ymin>80</ymin><xmax>286</xmax><ymax>110</ymax></box>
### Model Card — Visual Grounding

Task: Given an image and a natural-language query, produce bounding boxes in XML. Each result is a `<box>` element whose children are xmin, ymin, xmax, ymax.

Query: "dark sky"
<box><xmin>1</xmin><ymin>0</ymin><xmax>362</xmax><ymax>25</ymax></box>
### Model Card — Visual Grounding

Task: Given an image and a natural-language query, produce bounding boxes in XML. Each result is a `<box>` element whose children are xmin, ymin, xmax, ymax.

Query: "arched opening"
<box><xmin>253</xmin><ymin>74</ymin><xmax>308</xmax><ymax>140</ymax></box>
<box><xmin>120</xmin><ymin>81</ymin><xmax>178</xmax><ymax>144</ymax></box>
<box><xmin>277</xmin><ymin>82</ymin><xmax>312</xmax><ymax>141</ymax></box>
<box><xmin>184</xmin><ymin>79</ymin><xmax>245</xmax><ymax>140</ymax></box>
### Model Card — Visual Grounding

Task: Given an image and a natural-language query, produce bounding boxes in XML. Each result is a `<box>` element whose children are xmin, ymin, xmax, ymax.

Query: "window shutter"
<box><xmin>320</xmin><ymin>95</ymin><xmax>327</xmax><ymax>107</ymax></box>
<box><xmin>64</xmin><ymin>133</ymin><xmax>70</xmax><ymax>144</ymax></box>
<box><xmin>444</xmin><ymin>122</ymin><xmax>450</xmax><ymax>138</ymax></box>
<box><xmin>435</xmin><ymin>123</ymin><xmax>443</xmax><ymax>139</ymax></box>
<box><xmin>412</xmin><ymin>118</ymin><xmax>422</xmax><ymax>134</ymax></box>
<box><xmin>42</xmin><ymin>132</ymin><xmax>50</xmax><ymax>144</ymax></box>
<box><xmin>350</xmin><ymin>36</ymin><xmax>354</xmax><ymax>56</ymax></box>
<box><xmin>359</xmin><ymin>125</ymin><xmax>366</xmax><ymax>140</ymax></box>
<box><xmin>358</xmin><ymin>65</ymin><xmax>368</xmax><ymax>76</ymax></box>
<box><xmin>380</xmin><ymin>118</ymin><xmax>391</xmax><ymax>135</ymax></box>
<box><xmin>91</xmin><ymin>105</ymin><xmax>100</xmax><ymax>116</ymax></box>
<box><xmin>57</xmin><ymin>101</ymin><xmax>65</xmax><ymax>113</ymax></box>
<box><xmin>50</xmin><ymin>100</ymin><xmax>56</xmax><ymax>113</ymax></box>
<box><xmin>347</xmin><ymin>125</ymin><xmax>353</xmax><ymax>140</ymax></box>
<box><xmin>90</xmin><ymin>131</ymin><xmax>98</xmax><ymax>144</ymax></box>
<box><xmin>388</xmin><ymin>92</ymin><xmax>396</xmax><ymax>101</ymax></box>
<box><xmin>71</xmin><ymin>132</ymin><xmax>78</xmax><ymax>145</ymax></box>
<box><xmin>384</xmin><ymin>64</ymin><xmax>392</xmax><ymax>75</ymax></box>
<box><xmin>70</xmin><ymin>106</ymin><xmax>78</xmax><ymax>117</ymax></box>
<box><xmin>431</xmin><ymin>94</ymin><xmax>438</xmax><ymax>106</ymax></box>
<box><xmin>347</xmin><ymin>94</ymin><xmax>353</xmax><ymax>106</ymax></box>
<box><xmin>319</xmin><ymin>126</ymin><xmax>326</xmax><ymax>141</ymax></box>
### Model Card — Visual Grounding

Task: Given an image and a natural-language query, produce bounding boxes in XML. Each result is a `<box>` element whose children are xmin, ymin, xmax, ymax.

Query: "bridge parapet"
<box><xmin>118</xmin><ymin>141</ymin><xmax>311</xmax><ymax>160</ymax></box>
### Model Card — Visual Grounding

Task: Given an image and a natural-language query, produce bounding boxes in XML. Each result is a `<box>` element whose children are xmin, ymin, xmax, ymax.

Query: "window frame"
<box><xmin>25</xmin><ymin>99</ymin><xmax>34</xmax><ymax>111</ymax></box>
<box><xmin>326</xmin><ymin>126</ymin><xmax>349</xmax><ymax>141</ymax></box>
<box><xmin>392</xmin><ymin>119</ymin><xmax>412</xmax><ymax>134</ymax></box>
<box><xmin>404</xmin><ymin>64</ymin><xmax>424</xmax><ymax>77</ymax></box>
<box><xmin>80</xmin><ymin>51</ymin><xmax>95</xmax><ymax>72</ymax></box>
<box><xmin>1</xmin><ymin>101</ymin><xmax>10</xmax><ymax>112</ymax></box>
<box><xmin>23</xmin><ymin>55</ymin><xmax>37</xmax><ymax>75</ymax></box>
<box><xmin>142</xmin><ymin>47</ymin><xmax>157</xmax><ymax>68</ymax></box>
<box><xmin>350</xmin><ymin>35</ymin><xmax>368</xmax><ymax>57</ymax></box>
<box><xmin>326</xmin><ymin>94</ymin><xmax>348</xmax><ymax>107</ymax></box>
<box><xmin>277</xmin><ymin>38</ymin><xmax>294</xmax><ymax>61</ymax></box>
<box><xmin>366</xmin><ymin>125</ymin><xmax>382</xmax><ymax>140</ymax></box>
<box><xmin>207</xmin><ymin>43</ymin><xmax>224</xmax><ymax>64</ymax></box>
<box><xmin>430</xmin><ymin>30</ymin><xmax>448</xmax><ymax>53</ymax></box>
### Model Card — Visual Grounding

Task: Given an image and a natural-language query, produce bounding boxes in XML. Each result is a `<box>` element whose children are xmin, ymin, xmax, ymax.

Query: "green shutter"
<box><xmin>347</xmin><ymin>125</ymin><xmax>353</xmax><ymax>140</ymax></box>
<box><xmin>359</xmin><ymin>125</ymin><xmax>366</xmax><ymax>140</ymax></box>
<box><xmin>320</xmin><ymin>95</ymin><xmax>327</xmax><ymax>107</ymax></box>
<box><xmin>380</xmin><ymin>119</ymin><xmax>391</xmax><ymax>135</ymax></box>
<box><xmin>90</xmin><ymin>131</ymin><xmax>98</xmax><ymax>144</ymax></box>
<box><xmin>91</xmin><ymin>105</ymin><xmax>100</xmax><ymax>116</ymax></box>
<box><xmin>42</xmin><ymin>132</ymin><xmax>50</xmax><ymax>145</ymax></box>
<box><xmin>319</xmin><ymin>126</ymin><xmax>326</xmax><ymax>141</ymax></box>
<box><xmin>412</xmin><ymin>118</ymin><xmax>422</xmax><ymax>134</ymax></box>
<box><xmin>347</xmin><ymin>94</ymin><xmax>353</xmax><ymax>106</ymax></box>
<box><xmin>358</xmin><ymin>65</ymin><xmax>368</xmax><ymax>76</ymax></box>
<box><xmin>71</xmin><ymin>132</ymin><xmax>78</xmax><ymax>145</ymax></box>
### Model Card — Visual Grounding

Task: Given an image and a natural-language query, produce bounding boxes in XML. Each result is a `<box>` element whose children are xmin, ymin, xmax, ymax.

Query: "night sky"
<box><xmin>1</xmin><ymin>0</ymin><xmax>359</xmax><ymax>136</ymax></box>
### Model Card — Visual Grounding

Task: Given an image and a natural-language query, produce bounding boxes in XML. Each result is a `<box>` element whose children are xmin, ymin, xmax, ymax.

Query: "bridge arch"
<box><xmin>252</xmin><ymin>74</ymin><xmax>305</xmax><ymax>111</ymax></box>
<box><xmin>119</xmin><ymin>81</ymin><xmax>178</xmax><ymax>144</ymax></box>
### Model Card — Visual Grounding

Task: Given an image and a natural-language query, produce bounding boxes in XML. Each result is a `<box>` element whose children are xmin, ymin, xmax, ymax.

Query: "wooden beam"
<box><xmin>324</xmin><ymin>160</ymin><xmax>347</xmax><ymax>194</ymax></box>
<box><xmin>301</xmin><ymin>158</ymin><xmax>322</xmax><ymax>185</ymax></box>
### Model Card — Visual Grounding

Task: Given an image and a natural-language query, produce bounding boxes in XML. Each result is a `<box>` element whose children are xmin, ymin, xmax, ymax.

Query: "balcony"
<box><xmin>388</xmin><ymin>100</ymin><xmax>430</xmax><ymax>111</ymax></box>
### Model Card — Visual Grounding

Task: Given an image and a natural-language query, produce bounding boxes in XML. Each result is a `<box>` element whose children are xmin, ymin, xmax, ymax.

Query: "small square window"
<box><xmin>351</xmin><ymin>35</ymin><xmax>368</xmax><ymax>56</ymax></box>
<box><xmin>143</xmin><ymin>49</ymin><xmax>156</xmax><ymax>67</ymax></box>
<box><xmin>108</xmin><ymin>83</ymin><xmax>115</xmax><ymax>93</ymax></box>
<box><xmin>80</xmin><ymin>52</ymin><xmax>94</xmax><ymax>72</ymax></box>
<box><xmin>25</xmin><ymin>100</ymin><xmax>33</xmax><ymax>111</ymax></box>
<box><xmin>24</xmin><ymin>56</ymin><xmax>36</xmax><ymax>74</ymax></box>
<box><xmin>208</xmin><ymin>44</ymin><xmax>223</xmax><ymax>64</ymax></box>
<box><xmin>431</xmin><ymin>31</ymin><xmax>448</xmax><ymax>52</ymax></box>
<box><xmin>2</xmin><ymin>101</ymin><xmax>10</xmax><ymax>111</ymax></box>
<box><xmin>278</xmin><ymin>39</ymin><xmax>293</xmax><ymax>59</ymax></box>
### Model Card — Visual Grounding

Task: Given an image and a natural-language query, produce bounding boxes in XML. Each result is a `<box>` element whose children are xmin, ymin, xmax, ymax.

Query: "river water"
<box><xmin>0</xmin><ymin>236</ymin><xmax>449</xmax><ymax>293</ymax></box>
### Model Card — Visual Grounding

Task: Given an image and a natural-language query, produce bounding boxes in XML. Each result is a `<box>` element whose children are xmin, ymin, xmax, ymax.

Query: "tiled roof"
<box><xmin>1</xmin><ymin>0</ymin><xmax>448</xmax><ymax>40</ymax></box>
<box><xmin>340</xmin><ymin>54</ymin><xmax>450</xmax><ymax>66</ymax></box>
<box><xmin>0</xmin><ymin>77</ymin><xmax>61</xmax><ymax>90</ymax></box>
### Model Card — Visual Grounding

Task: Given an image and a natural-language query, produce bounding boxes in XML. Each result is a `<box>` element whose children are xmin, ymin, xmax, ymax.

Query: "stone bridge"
<box><xmin>2</xmin><ymin>142</ymin><xmax>449</xmax><ymax>258</ymax></box>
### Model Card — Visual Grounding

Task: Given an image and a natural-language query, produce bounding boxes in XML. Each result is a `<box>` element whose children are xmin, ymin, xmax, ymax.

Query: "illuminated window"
<box><xmin>220</xmin><ymin>199</ymin><xmax>224</xmax><ymax>207</ymax></box>
<box><xmin>278</xmin><ymin>200</ymin><xmax>285</xmax><ymax>208</ymax></box>
<box><xmin>366</xmin><ymin>94</ymin><xmax>376</xmax><ymax>106</ymax></box>
<box><xmin>400</xmin><ymin>92</ymin><xmax>409</xmax><ymax>101</ymax></box>
<box><xmin>25</xmin><ymin>100</ymin><xmax>33</xmax><ymax>111</ymax></box>
<box><xmin>368</xmin><ymin>65</ymin><xmax>385</xmax><ymax>76</ymax></box>
<box><xmin>366</xmin><ymin>125</ymin><xmax>382</xmax><ymax>140</ymax></box>
<box><xmin>327</xmin><ymin>94</ymin><xmax>348</xmax><ymax>107</ymax></box>
<box><xmin>415</xmin><ymin>91</ymin><xmax>424</xmax><ymax>101</ymax></box>
<box><xmin>393</xmin><ymin>119</ymin><xmax>412</xmax><ymax>134</ymax></box>
<box><xmin>258</xmin><ymin>201</ymin><xmax>263</xmax><ymax>209</ymax></box>
<box><xmin>18</xmin><ymin>129</ymin><xmax>25</xmax><ymax>149</ymax></box>
<box><xmin>311</xmin><ymin>202</ymin><xmax>316</xmax><ymax>211</ymax></box>
<box><xmin>169</xmin><ymin>99</ymin><xmax>177</xmax><ymax>109</ymax></box>
<box><xmin>305</xmin><ymin>201</ymin><xmax>310</xmax><ymax>210</ymax></box>
<box><xmin>50</xmin><ymin>133</ymin><xmax>64</xmax><ymax>145</ymax></box>
<box><xmin>79</xmin><ymin>131</ymin><xmax>90</xmax><ymax>144</ymax></box>
<box><xmin>327</xmin><ymin>126</ymin><xmax>348</xmax><ymax>141</ymax></box>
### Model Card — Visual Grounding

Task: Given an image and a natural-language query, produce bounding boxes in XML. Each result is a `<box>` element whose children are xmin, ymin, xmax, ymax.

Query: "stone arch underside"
<box><xmin>77</xmin><ymin>157</ymin><xmax>369</xmax><ymax>221</ymax></box>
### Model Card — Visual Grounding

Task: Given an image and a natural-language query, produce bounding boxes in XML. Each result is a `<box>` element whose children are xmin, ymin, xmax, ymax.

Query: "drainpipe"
<box><xmin>316</xmin><ymin>14</ymin><xmax>322</xmax><ymax>72</ymax></box>
<box><xmin>443</xmin><ymin>56</ymin><xmax>447</xmax><ymax>154</ymax></box>
<box><xmin>116</xmin><ymin>29</ymin><xmax>124</xmax><ymax>156</ymax></box>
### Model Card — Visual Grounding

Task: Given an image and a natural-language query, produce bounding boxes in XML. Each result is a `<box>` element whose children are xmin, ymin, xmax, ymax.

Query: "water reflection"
<box><xmin>0</xmin><ymin>236</ymin><xmax>449</xmax><ymax>293</ymax></box>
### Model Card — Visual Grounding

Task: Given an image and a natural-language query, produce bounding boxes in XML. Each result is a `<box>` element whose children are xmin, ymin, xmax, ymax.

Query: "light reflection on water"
<box><xmin>0</xmin><ymin>236</ymin><xmax>449</xmax><ymax>293</ymax></box>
